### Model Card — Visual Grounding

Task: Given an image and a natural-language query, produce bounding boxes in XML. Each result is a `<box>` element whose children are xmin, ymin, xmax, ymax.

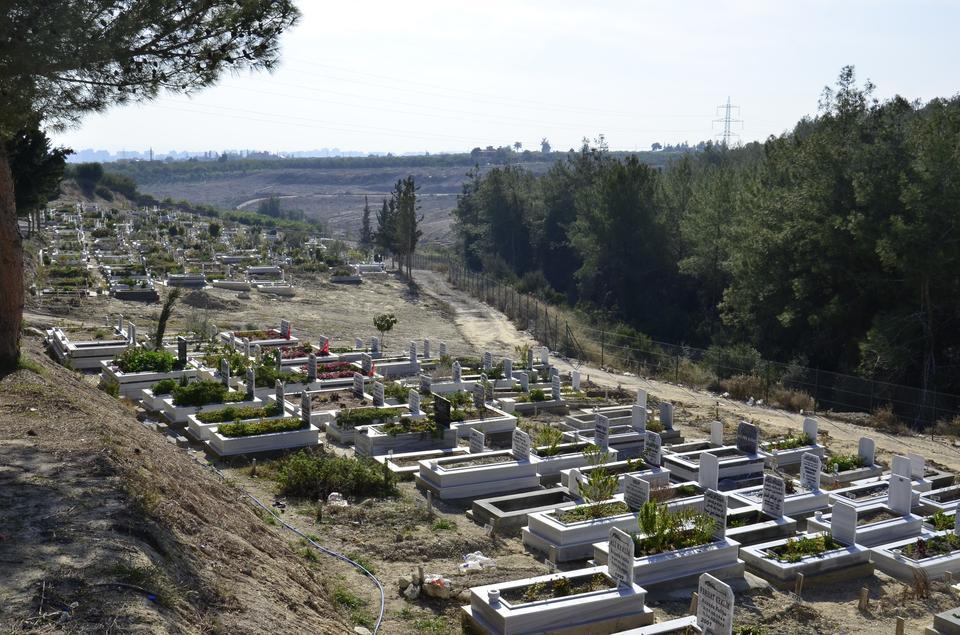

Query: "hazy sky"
<box><xmin>52</xmin><ymin>0</ymin><xmax>960</xmax><ymax>155</ymax></box>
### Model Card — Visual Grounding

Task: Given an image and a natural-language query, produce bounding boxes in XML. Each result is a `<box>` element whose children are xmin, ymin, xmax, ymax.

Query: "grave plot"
<box><xmin>38</xmin><ymin>263</ymin><xmax>94</xmax><ymax>296</ymax></box>
<box><xmin>373</xmin><ymin>447</ymin><xmax>469</xmax><ymax>480</ymax></box>
<box><xmin>872</xmin><ymin>522</ymin><xmax>960</xmax><ymax>583</ymax></box>
<box><xmin>99</xmin><ymin>332</ymin><xmax>195</xmax><ymax>398</ymax></box>
<box><xmin>283</xmin><ymin>384</ymin><xmax>375</xmax><ymax>429</ymax></box>
<box><xmin>562</xmin><ymin>408</ymin><xmax>645</xmax><ymax>457</ymax></box>
<box><xmin>717</xmin><ymin>474</ymin><xmax>798</xmax><ymax>547</ymax></box>
<box><xmin>469</xmin><ymin>487</ymin><xmax>577</xmax><ymax>536</ymax></box>
<box><xmin>740</xmin><ymin>501</ymin><xmax>874</xmax><ymax>588</ymax></box>
<box><xmin>806</xmin><ymin>473</ymin><xmax>922</xmax><ymax>547</ymax></box>
<box><xmin>416</xmin><ymin>429</ymin><xmax>542</xmax><ymax>500</ymax></box>
<box><xmin>155</xmin><ymin>367</ymin><xmax>266</xmax><ymax>423</ymax></box>
<box><xmin>921</xmin><ymin>509</ymin><xmax>957</xmax><ymax>533</ymax></box>
<box><xmin>198</xmin><ymin>387</ymin><xmax>319</xmax><ymax>456</ymax></box>
<box><xmin>591</xmin><ymin>498</ymin><xmax>744</xmax><ymax>588</ymax></box>
<box><xmin>827</xmin><ymin>480</ymin><xmax>921</xmax><ymax>510</ymax></box>
<box><xmin>46</xmin><ymin>324</ymin><xmax>130</xmax><ymax>370</ymax></box>
<box><xmin>728</xmin><ymin>452</ymin><xmax>830</xmax><ymax>520</ymax></box>
<box><xmin>559</xmin><ymin>458</ymin><xmax>655</xmax><ymax>494</ymax></box>
<box><xmin>461</xmin><ymin>565</ymin><xmax>653</xmax><ymax>635</ymax></box>
<box><xmin>463</xmin><ymin>525</ymin><xmax>654</xmax><ymax>635</ymax></box>
<box><xmin>522</xmin><ymin>476</ymin><xmax>703</xmax><ymax>564</ymax></box>
<box><xmin>325</xmin><ymin>396</ymin><xmax>406</xmax><ymax>445</ymax></box>
<box><xmin>661</xmin><ymin>422</ymin><xmax>765</xmax><ymax>487</ymax></box>
<box><xmin>920</xmin><ymin>485</ymin><xmax>960</xmax><ymax>513</ymax></box>
<box><xmin>531</xmin><ymin>439</ymin><xmax>620</xmax><ymax>484</ymax></box>
<box><xmin>757</xmin><ymin>417</ymin><xmax>823</xmax><ymax>468</ymax></box>
<box><xmin>218</xmin><ymin>319</ymin><xmax>299</xmax><ymax>348</ymax></box>
<box><xmin>820</xmin><ymin>436</ymin><xmax>884</xmax><ymax>486</ymax></box>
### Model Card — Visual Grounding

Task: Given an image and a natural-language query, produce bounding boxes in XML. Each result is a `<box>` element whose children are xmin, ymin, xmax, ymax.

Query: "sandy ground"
<box><xmin>24</xmin><ymin>265</ymin><xmax>960</xmax><ymax>633</ymax></box>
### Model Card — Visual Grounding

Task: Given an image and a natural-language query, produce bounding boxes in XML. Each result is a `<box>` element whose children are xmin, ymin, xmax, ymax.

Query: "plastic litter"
<box><xmin>422</xmin><ymin>574</ymin><xmax>454</xmax><ymax>599</ymax></box>
<box><xmin>458</xmin><ymin>551</ymin><xmax>496</xmax><ymax>573</ymax></box>
<box><xmin>327</xmin><ymin>492</ymin><xmax>348</xmax><ymax>506</ymax></box>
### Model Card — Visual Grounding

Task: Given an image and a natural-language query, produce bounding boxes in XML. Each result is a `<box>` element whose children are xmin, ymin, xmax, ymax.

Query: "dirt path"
<box><xmin>414</xmin><ymin>268</ymin><xmax>960</xmax><ymax>475</ymax></box>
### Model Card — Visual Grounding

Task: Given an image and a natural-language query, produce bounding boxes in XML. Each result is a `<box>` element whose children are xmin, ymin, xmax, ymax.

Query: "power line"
<box><xmin>712</xmin><ymin>97</ymin><xmax>743</xmax><ymax>147</ymax></box>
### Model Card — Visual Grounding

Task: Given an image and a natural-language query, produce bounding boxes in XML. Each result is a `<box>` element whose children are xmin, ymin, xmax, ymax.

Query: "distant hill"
<box><xmin>105</xmin><ymin>150</ymin><xmax>691</xmax><ymax>244</ymax></box>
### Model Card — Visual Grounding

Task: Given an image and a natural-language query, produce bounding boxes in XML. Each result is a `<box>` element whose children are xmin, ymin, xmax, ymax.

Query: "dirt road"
<box><xmin>414</xmin><ymin>268</ymin><xmax>960</xmax><ymax>474</ymax></box>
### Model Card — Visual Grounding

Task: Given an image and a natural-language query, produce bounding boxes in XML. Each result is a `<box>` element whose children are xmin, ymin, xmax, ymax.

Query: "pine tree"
<box><xmin>359</xmin><ymin>195</ymin><xmax>373</xmax><ymax>250</ymax></box>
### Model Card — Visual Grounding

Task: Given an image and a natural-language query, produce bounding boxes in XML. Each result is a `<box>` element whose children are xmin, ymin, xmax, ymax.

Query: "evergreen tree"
<box><xmin>359</xmin><ymin>195</ymin><xmax>373</xmax><ymax>251</ymax></box>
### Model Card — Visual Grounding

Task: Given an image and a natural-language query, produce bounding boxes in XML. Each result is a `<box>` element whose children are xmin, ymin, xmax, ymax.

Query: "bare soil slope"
<box><xmin>0</xmin><ymin>339</ymin><xmax>348</xmax><ymax>634</ymax></box>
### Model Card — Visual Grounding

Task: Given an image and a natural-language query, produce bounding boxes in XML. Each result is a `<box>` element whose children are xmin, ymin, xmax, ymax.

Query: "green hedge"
<box><xmin>151</xmin><ymin>378</ymin><xmax>177</xmax><ymax>395</ymax></box>
<box><xmin>172</xmin><ymin>380</ymin><xmax>248</xmax><ymax>407</ymax></box>
<box><xmin>115</xmin><ymin>348</ymin><xmax>179</xmax><ymax>373</ymax></box>
<box><xmin>196</xmin><ymin>401</ymin><xmax>282</xmax><ymax>423</ymax></box>
<box><xmin>275</xmin><ymin>450</ymin><xmax>394</xmax><ymax>499</ymax></box>
<box><xmin>335</xmin><ymin>407</ymin><xmax>402</xmax><ymax>429</ymax></box>
<box><xmin>217</xmin><ymin>417</ymin><xmax>304</xmax><ymax>437</ymax></box>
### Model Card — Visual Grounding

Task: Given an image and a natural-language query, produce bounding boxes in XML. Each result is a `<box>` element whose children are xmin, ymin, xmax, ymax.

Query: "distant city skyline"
<box><xmin>53</xmin><ymin>1</ymin><xmax>960</xmax><ymax>155</ymax></box>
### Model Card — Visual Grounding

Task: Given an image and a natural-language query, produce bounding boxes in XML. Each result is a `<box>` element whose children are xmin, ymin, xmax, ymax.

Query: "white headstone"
<box><xmin>631</xmin><ymin>404</ymin><xmax>647</xmax><ymax>432</ymax></box>
<box><xmin>802</xmin><ymin>417</ymin><xmax>818</xmax><ymax>443</ymax></box>
<box><xmin>703</xmin><ymin>489</ymin><xmax>727</xmax><ymax>540</ymax></box>
<box><xmin>800</xmin><ymin>452</ymin><xmax>821</xmax><ymax>491</ymax></box>
<box><xmin>503</xmin><ymin>358</ymin><xmax>512</xmax><ymax>381</ymax></box>
<box><xmin>539</xmin><ymin>346</ymin><xmax>549</xmax><ymax>366</ymax></box>
<box><xmin>659</xmin><ymin>402</ymin><xmax>674</xmax><ymax>431</ymax></box>
<box><xmin>831</xmin><ymin>501</ymin><xmax>858</xmax><ymax>546</ymax></box>
<box><xmin>253</xmin><ymin>344</ymin><xmax>262</xmax><ymax>361</ymax></box>
<box><xmin>858</xmin><ymin>437</ymin><xmax>875</xmax><ymax>466</ymax></box>
<box><xmin>568</xmin><ymin>467</ymin><xmax>581</xmax><ymax>497</ymax></box>
<box><xmin>473</xmin><ymin>382</ymin><xmax>485</xmax><ymax>410</ymax></box>
<box><xmin>624</xmin><ymin>474</ymin><xmax>650</xmax><ymax>511</ymax></box>
<box><xmin>372</xmin><ymin>382</ymin><xmax>385</xmax><ymax>407</ymax></box>
<box><xmin>279</xmin><ymin>319</ymin><xmax>291</xmax><ymax>339</ymax></box>
<box><xmin>301</xmin><ymin>391</ymin><xmax>311</xmax><ymax>425</ymax></box>
<box><xmin>245</xmin><ymin>367</ymin><xmax>255</xmax><ymax>399</ymax></box>
<box><xmin>762</xmin><ymin>474</ymin><xmax>786</xmax><ymax>518</ymax></box>
<box><xmin>127</xmin><ymin>321</ymin><xmax>137</xmax><ymax>345</ymax></box>
<box><xmin>697</xmin><ymin>573</ymin><xmax>734</xmax><ymax>635</ymax></box>
<box><xmin>275</xmin><ymin>379</ymin><xmax>284</xmax><ymax>407</ymax></box>
<box><xmin>408</xmin><ymin>389</ymin><xmax>421</xmax><ymax>415</ymax></box>
<box><xmin>607</xmin><ymin>528</ymin><xmax>635</xmax><ymax>588</ymax></box>
<box><xmin>352</xmin><ymin>372</ymin><xmax>364</xmax><ymax>398</ymax></box>
<box><xmin>371</xmin><ymin>336</ymin><xmax>380</xmax><ymax>354</ymax></box>
<box><xmin>361</xmin><ymin>353</ymin><xmax>373</xmax><ymax>375</ymax></box>
<box><xmin>438</xmin><ymin>341</ymin><xmax>447</xmax><ymax>358</ymax></box>
<box><xmin>452</xmin><ymin>361</ymin><xmax>462</xmax><ymax>383</ymax></box>
<box><xmin>220</xmin><ymin>358</ymin><xmax>230</xmax><ymax>386</ymax></box>
<box><xmin>551</xmin><ymin>375</ymin><xmax>562</xmax><ymax>401</ymax></box>
<box><xmin>208</xmin><ymin>323</ymin><xmax>219</xmax><ymax>339</ymax></box>
<box><xmin>888</xmin><ymin>473</ymin><xmax>913</xmax><ymax>515</ymax></box>
<box><xmin>892</xmin><ymin>455</ymin><xmax>911</xmax><ymax>478</ymax></box>
<box><xmin>229</xmin><ymin>332</ymin><xmax>236</xmax><ymax>350</ymax></box>
<box><xmin>117</xmin><ymin>313</ymin><xmax>124</xmax><ymax>331</ymax></box>
<box><xmin>595</xmin><ymin>414</ymin><xmax>610</xmax><ymax>452</ymax></box>
<box><xmin>526</xmin><ymin>347</ymin><xmax>534</xmax><ymax>370</ymax></box>
<box><xmin>636</xmin><ymin>389</ymin><xmax>647</xmax><ymax>409</ymax></box>
<box><xmin>955</xmin><ymin>511</ymin><xmax>960</xmax><ymax>538</ymax></box>
<box><xmin>243</xmin><ymin>338</ymin><xmax>251</xmax><ymax>357</ymax></box>
<box><xmin>908</xmin><ymin>453</ymin><xmax>925</xmax><ymax>480</ymax></box>
<box><xmin>517</xmin><ymin>372</ymin><xmax>529</xmax><ymax>392</ymax></box>
<box><xmin>699</xmin><ymin>452</ymin><xmax>720</xmax><ymax>490</ymax></box>
<box><xmin>572</xmin><ymin>370</ymin><xmax>580</xmax><ymax>391</ymax></box>
<box><xmin>643</xmin><ymin>431</ymin><xmax>662</xmax><ymax>467</ymax></box>
<box><xmin>512</xmin><ymin>428</ymin><xmax>531</xmax><ymax>461</ymax></box>
<box><xmin>710</xmin><ymin>420</ymin><xmax>724</xmax><ymax>446</ymax></box>
<box><xmin>307</xmin><ymin>353</ymin><xmax>317</xmax><ymax>382</ymax></box>
<box><xmin>419</xmin><ymin>374</ymin><xmax>432</xmax><ymax>395</ymax></box>
<box><xmin>482</xmin><ymin>351</ymin><xmax>493</xmax><ymax>371</ymax></box>
<box><xmin>736</xmin><ymin>421</ymin><xmax>759</xmax><ymax>454</ymax></box>
<box><xmin>423</xmin><ymin>339</ymin><xmax>430</xmax><ymax>359</ymax></box>
<box><xmin>409</xmin><ymin>341</ymin><xmax>418</xmax><ymax>363</ymax></box>
<box><xmin>354</xmin><ymin>337</ymin><xmax>363</xmax><ymax>349</ymax></box>
<box><xmin>469</xmin><ymin>429</ymin><xmax>485</xmax><ymax>454</ymax></box>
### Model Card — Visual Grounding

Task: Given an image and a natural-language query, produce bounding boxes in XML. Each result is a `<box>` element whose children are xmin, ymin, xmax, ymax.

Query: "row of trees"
<box><xmin>358</xmin><ymin>176</ymin><xmax>423</xmax><ymax>277</ymax></box>
<box><xmin>453</xmin><ymin>67</ymin><xmax>960</xmax><ymax>395</ymax></box>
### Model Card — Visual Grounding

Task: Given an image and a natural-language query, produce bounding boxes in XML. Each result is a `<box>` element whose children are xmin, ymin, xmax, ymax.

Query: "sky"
<box><xmin>52</xmin><ymin>0</ymin><xmax>960</xmax><ymax>156</ymax></box>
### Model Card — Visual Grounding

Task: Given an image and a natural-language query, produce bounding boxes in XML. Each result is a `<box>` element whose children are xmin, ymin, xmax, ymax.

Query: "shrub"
<box><xmin>529</xmin><ymin>388</ymin><xmax>547</xmax><ymax>402</ymax></box>
<box><xmin>824</xmin><ymin>453</ymin><xmax>864</xmax><ymax>473</ymax></box>
<box><xmin>171</xmin><ymin>380</ymin><xmax>248</xmax><ymax>407</ymax></box>
<box><xmin>335</xmin><ymin>407</ymin><xmax>402</xmax><ymax>429</ymax></box>
<box><xmin>151</xmin><ymin>378</ymin><xmax>177</xmax><ymax>395</ymax></box>
<box><xmin>217</xmin><ymin>417</ymin><xmax>303</xmax><ymax>437</ymax></box>
<box><xmin>196</xmin><ymin>401</ymin><xmax>282</xmax><ymax>423</ymax></box>
<box><xmin>276</xmin><ymin>450</ymin><xmax>395</xmax><ymax>499</ymax></box>
<box><xmin>114</xmin><ymin>347</ymin><xmax>177</xmax><ymax>373</ymax></box>
<box><xmin>770</xmin><ymin>386</ymin><xmax>815</xmax><ymax>412</ymax></box>
<box><xmin>704</xmin><ymin>344</ymin><xmax>762</xmax><ymax>379</ymax></box>
<box><xmin>872</xmin><ymin>404</ymin><xmax>909</xmax><ymax>435</ymax></box>
<box><xmin>675</xmin><ymin>358</ymin><xmax>716</xmax><ymax>389</ymax></box>
<box><xmin>720</xmin><ymin>374</ymin><xmax>765</xmax><ymax>401</ymax></box>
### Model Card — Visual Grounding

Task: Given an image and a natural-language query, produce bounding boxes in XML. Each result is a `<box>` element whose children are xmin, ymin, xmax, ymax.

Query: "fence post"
<box><xmin>675</xmin><ymin>355</ymin><xmax>680</xmax><ymax>384</ymax></box>
<box><xmin>601</xmin><ymin>328</ymin><xmax>605</xmax><ymax>368</ymax></box>
<box><xmin>765</xmin><ymin>363</ymin><xmax>771</xmax><ymax>403</ymax></box>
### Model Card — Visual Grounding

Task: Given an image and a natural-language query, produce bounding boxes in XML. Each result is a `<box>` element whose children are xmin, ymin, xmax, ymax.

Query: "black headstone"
<box><xmin>434</xmin><ymin>395</ymin><xmax>452</xmax><ymax>429</ymax></box>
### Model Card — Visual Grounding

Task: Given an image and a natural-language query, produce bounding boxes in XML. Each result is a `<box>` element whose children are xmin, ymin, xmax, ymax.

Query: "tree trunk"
<box><xmin>0</xmin><ymin>144</ymin><xmax>22</xmax><ymax>371</ymax></box>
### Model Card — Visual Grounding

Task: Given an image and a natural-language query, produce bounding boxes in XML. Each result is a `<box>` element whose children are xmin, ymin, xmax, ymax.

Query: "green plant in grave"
<box><xmin>536</xmin><ymin>426</ymin><xmax>564</xmax><ymax>456</ymax></box>
<box><xmin>580</xmin><ymin>445</ymin><xmax>618</xmax><ymax>516</ymax></box>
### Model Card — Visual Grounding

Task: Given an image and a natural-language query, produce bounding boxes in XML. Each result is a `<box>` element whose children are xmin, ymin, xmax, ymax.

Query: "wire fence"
<box><xmin>411</xmin><ymin>252</ymin><xmax>960</xmax><ymax>428</ymax></box>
